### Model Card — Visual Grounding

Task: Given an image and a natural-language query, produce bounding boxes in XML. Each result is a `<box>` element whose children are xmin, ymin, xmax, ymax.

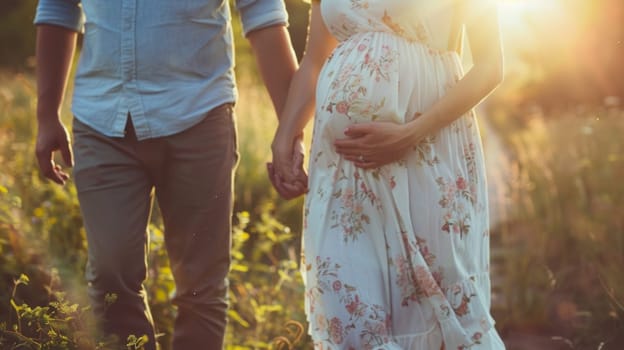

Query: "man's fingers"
<box><xmin>282</xmin><ymin>184</ymin><xmax>304</xmax><ymax>198</ymax></box>
<box><xmin>275</xmin><ymin>179</ymin><xmax>303</xmax><ymax>199</ymax></box>
<box><xmin>54</xmin><ymin>164</ymin><xmax>71</xmax><ymax>181</ymax></box>
<box><xmin>37</xmin><ymin>142</ymin><xmax>71</xmax><ymax>185</ymax></box>
<box><xmin>276</xmin><ymin>172</ymin><xmax>303</xmax><ymax>194</ymax></box>
<box><xmin>278</xmin><ymin>161</ymin><xmax>299</xmax><ymax>185</ymax></box>
<box><xmin>292</xmin><ymin>149</ymin><xmax>303</xmax><ymax>167</ymax></box>
<box><xmin>36</xmin><ymin>147</ymin><xmax>57</xmax><ymax>182</ymax></box>
<box><xmin>46</xmin><ymin>165</ymin><xmax>66</xmax><ymax>184</ymax></box>
<box><xmin>268</xmin><ymin>162</ymin><xmax>304</xmax><ymax>199</ymax></box>
<box><xmin>267</xmin><ymin>163</ymin><xmax>288</xmax><ymax>196</ymax></box>
<box><xmin>291</xmin><ymin>152</ymin><xmax>305</xmax><ymax>177</ymax></box>
<box><xmin>35</xmin><ymin>122</ymin><xmax>72</xmax><ymax>185</ymax></box>
<box><xmin>60</xmin><ymin>138</ymin><xmax>74</xmax><ymax>167</ymax></box>
<box><xmin>267</xmin><ymin>162</ymin><xmax>275</xmax><ymax>179</ymax></box>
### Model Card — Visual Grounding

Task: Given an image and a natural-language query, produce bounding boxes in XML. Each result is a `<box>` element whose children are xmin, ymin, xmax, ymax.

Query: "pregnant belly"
<box><xmin>314</xmin><ymin>34</ymin><xmax>403</xmax><ymax>141</ymax></box>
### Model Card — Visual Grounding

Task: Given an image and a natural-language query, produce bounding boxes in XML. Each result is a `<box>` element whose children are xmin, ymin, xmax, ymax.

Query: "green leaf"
<box><xmin>16</xmin><ymin>274</ymin><xmax>30</xmax><ymax>286</ymax></box>
<box><xmin>227</xmin><ymin>310</ymin><xmax>250</xmax><ymax>328</ymax></box>
<box><xmin>230</xmin><ymin>264</ymin><xmax>249</xmax><ymax>272</ymax></box>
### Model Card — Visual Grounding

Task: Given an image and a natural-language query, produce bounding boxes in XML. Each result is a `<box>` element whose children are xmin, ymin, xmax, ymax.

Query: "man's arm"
<box><xmin>246</xmin><ymin>25</ymin><xmax>305</xmax><ymax>198</ymax></box>
<box><xmin>236</xmin><ymin>0</ymin><xmax>295</xmax><ymax>116</ymax></box>
<box><xmin>236</xmin><ymin>1</ymin><xmax>306</xmax><ymax>198</ymax></box>
<box><xmin>247</xmin><ymin>25</ymin><xmax>298</xmax><ymax>119</ymax></box>
<box><xmin>35</xmin><ymin>24</ymin><xmax>78</xmax><ymax>185</ymax></box>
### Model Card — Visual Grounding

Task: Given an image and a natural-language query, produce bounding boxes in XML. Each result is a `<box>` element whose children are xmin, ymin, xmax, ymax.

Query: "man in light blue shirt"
<box><xmin>34</xmin><ymin>0</ymin><xmax>304</xmax><ymax>348</ymax></box>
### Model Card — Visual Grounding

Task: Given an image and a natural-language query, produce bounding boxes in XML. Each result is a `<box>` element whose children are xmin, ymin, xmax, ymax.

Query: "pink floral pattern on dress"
<box><xmin>393</xmin><ymin>232</ymin><xmax>445</xmax><ymax>306</ymax></box>
<box><xmin>464</xmin><ymin>142</ymin><xmax>477</xmax><ymax>180</ymax></box>
<box><xmin>323</xmin><ymin>39</ymin><xmax>398</xmax><ymax>122</ymax></box>
<box><xmin>329</xmin><ymin>170</ymin><xmax>382</xmax><ymax>242</ymax></box>
<box><xmin>307</xmin><ymin>256</ymin><xmax>394</xmax><ymax>349</ymax></box>
<box><xmin>458</xmin><ymin>331</ymin><xmax>486</xmax><ymax>349</ymax></box>
<box><xmin>436</xmin><ymin>175</ymin><xmax>478</xmax><ymax>238</ymax></box>
<box><xmin>413</xmin><ymin>134</ymin><xmax>441</xmax><ymax>166</ymax></box>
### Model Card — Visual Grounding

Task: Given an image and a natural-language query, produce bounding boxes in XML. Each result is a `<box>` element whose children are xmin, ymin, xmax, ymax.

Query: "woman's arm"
<box><xmin>269</xmin><ymin>3</ymin><xmax>338</xmax><ymax>198</ymax></box>
<box><xmin>334</xmin><ymin>0</ymin><xmax>503</xmax><ymax>168</ymax></box>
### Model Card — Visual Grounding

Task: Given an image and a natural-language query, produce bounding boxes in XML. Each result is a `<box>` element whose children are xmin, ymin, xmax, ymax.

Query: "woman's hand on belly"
<box><xmin>334</xmin><ymin>121</ymin><xmax>418</xmax><ymax>169</ymax></box>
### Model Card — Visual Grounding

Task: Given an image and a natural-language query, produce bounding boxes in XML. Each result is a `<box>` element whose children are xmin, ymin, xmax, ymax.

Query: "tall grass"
<box><xmin>491</xmin><ymin>107</ymin><xmax>624</xmax><ymax>348</ymax></box>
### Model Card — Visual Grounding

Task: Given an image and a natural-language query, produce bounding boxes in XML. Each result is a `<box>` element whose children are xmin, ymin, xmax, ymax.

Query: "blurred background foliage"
<box><xmin>1</xmin><ymin>0</ymin><xmax>623</xmax><ymax>349</ymax></box>
<box><xmin>0</xmin><ymin>0</ymin><xmax>37</xmax><ymax>68</ymax></box>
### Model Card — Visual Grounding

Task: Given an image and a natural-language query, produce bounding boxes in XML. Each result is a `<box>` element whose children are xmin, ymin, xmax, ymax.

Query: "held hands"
<box><xmin>334</xmin><ymin>121</ymin><xmax>416</xmax><ymax>169</ymax></box>
<box><xmin>269</xmin><ymin>133</ymin><xmax>308</xmax><ymax>199</ymax></box>
<box><xmin>35</xmin><ymin>118</ymin><xmax>73</xmax><ymax>185</ymax></box>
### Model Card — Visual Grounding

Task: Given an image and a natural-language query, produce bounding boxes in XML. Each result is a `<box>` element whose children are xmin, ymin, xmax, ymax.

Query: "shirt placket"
<box><xmin>117</xmin><ymin>0</ymin><xmax>148</xmax><ymax>139</ymax></box>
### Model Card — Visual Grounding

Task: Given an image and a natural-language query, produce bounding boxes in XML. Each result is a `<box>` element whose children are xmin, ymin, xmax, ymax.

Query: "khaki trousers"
<box><xmin>72</xmin><ymin>104</ymin><xmax>238</xmax><ymax>350</ymax></box>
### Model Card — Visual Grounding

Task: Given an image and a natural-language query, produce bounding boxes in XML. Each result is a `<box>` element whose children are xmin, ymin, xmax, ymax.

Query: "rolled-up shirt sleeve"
<box><xmin>34</xmin><ymin>0</ymin><xmax>85</xmax><ymax>33</ymax></box>
<box><xmin>236</xmin><ymin>0</ymin><xmax>288</xmax><ymax>36</ymax></box>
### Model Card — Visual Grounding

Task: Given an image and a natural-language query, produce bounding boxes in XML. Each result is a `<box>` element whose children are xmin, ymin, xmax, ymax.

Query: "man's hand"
<box><xmin>35</xmin><ymin>118</ymin><xmax>73</xmax><ymax>185</ymax></box>
<box><xmin>269</xmin><ymin>134</ymin><xmax>308</xmax><ymax>200</ymax></box>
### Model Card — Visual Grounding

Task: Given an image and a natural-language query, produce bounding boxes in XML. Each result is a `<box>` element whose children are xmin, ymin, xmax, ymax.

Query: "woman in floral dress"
<box><xmin>270</xmin><ymin>0</ymin><xmax>505</xmax><ymax>348</ymax></box>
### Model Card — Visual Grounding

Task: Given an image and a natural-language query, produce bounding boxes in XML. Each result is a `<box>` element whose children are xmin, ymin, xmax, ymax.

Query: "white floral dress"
<box><xmin>302</xmin><ymin>1</ymin><xmax>506</xmax><ymax>349</ymax></box>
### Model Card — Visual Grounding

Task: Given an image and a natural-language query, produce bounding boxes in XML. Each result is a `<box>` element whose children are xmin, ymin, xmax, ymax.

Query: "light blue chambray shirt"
<box><xmin>35</xmin><ymin>0</ymin><xmax>288</xmax><ymax>140</ymax></box>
